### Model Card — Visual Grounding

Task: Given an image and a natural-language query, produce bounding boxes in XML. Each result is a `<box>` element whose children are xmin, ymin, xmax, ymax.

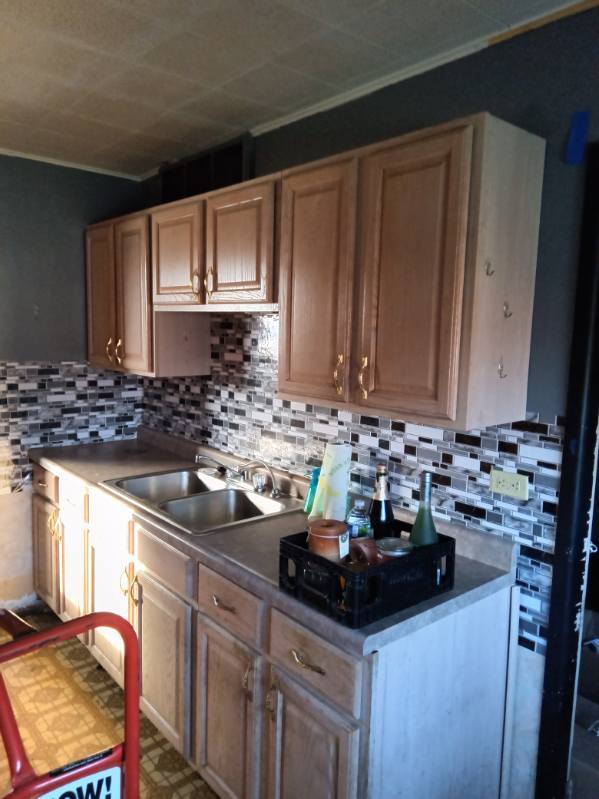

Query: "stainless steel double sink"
<box><xmin>104</xmin><ymin>467</ymin><xmax>304</xmax><ymax>536</ymax></box>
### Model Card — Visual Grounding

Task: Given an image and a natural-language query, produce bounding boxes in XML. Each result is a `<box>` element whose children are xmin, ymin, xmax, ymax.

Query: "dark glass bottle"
<box><xmin>409</xmin><ymin>471</ymin><xmax>439</xmax><ymax>546</ymax></box>
<box><xmin>369</xmin><ymin>464</ymin><xmax>394</xmax><ymax>539</ymax></box>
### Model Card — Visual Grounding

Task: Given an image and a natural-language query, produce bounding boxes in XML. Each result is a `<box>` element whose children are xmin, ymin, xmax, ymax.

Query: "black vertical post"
<box><xmin>535</xmin><ymin>143</ymin><xmax>599</xmax><ymax>797</ymax></box>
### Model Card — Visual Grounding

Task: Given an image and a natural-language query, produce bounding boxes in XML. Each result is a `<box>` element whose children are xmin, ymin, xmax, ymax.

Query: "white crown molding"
<box><xmin>250</xmin><ymin>36</ymin><xmax>490</xmax><ymax>137</ymax></box>
<box><xmin>0</xmin><ymin>146</ymin><xmax>140</xmax><ymax>181</ymax></box>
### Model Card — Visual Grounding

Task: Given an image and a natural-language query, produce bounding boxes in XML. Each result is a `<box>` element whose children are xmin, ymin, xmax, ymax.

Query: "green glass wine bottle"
<box><xmin>409</xmin><ymin>471</ymin><xmax>438</xmax><ymax>546</ymax></box>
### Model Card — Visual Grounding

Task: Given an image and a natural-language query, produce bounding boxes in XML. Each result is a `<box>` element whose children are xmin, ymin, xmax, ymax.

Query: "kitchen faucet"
<box><xmin>194</xmin><ymin>454</ymin><xmax>281</xmax><ymax>498</ymax></box>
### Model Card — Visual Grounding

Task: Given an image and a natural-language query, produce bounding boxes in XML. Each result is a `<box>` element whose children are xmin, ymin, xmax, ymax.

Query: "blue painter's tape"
<box><xmin>565</xmin><ymin>110</ymin><xmax>591</xmax><ymax>165</ymax></box>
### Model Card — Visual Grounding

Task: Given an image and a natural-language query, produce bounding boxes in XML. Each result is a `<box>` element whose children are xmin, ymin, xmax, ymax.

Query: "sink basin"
<box><xmin>159</xmin><ymin>489</ymin><xmax>286</xmax><ymax>535</ymax></box>
<box><xmin>114</xmin><ymin>469</ymin><xmax>217</xmax><ymax>505</ymax></box>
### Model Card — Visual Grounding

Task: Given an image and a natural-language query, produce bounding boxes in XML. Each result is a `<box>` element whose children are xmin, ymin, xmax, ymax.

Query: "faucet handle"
<box><xmin>252</xmin><ymin>473</ymin><xmax>267</xmax><ymax>493</ymax></box>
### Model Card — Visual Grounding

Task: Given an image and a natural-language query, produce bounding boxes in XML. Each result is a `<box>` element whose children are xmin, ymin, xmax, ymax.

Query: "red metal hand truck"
<box><xmin>0</xmin><ymin>611</ymin><xmax>139</xmax><ymax>799</ymax></box>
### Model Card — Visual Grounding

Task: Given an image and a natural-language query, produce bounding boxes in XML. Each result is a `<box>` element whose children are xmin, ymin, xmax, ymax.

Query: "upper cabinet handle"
<box><xmin>212</xmin><ymin>593</ymin><xmax>236</xmax><ymax>613</ymax></box>
<box><xmin>105</xmin><ymin>336</ymin><xmax>114</xmax><ymax>363</ymax></box>
<box><xmin>192</xmin><ymin>271</ymin><xmax>200</xmax><ymax>294</ymax></box>
<box><xmin>358</xmin><ymin>355</ymin><xmax>369</xmax><ymax>400</ymax></box>
<box><xmin>115</xmin><ymin>338</ymin><xmax>123</xmax><ymax>366</ymax></box>
<box><xmin>503</xmin><ymin>301</ymin><xmax>513</xmax><ymax>319</ymax></box>
<box><xmin>498</xmin><ymin>359</ymin><xmax>508</xmax><ymax>379</ymax></box>
<box><xmin>333</xmin><ymin>353</ymin><xmax>344</xmax><ymax>396</ymax></box>
<box><xmin>484</xmin><ymin>259</ymin><xmax>495</xmax><ymax>276</ymax></box>
<box><xmin>204</xmin><ymin>266</ymin><xmax>214</xmax><ymax>299</ymax></box>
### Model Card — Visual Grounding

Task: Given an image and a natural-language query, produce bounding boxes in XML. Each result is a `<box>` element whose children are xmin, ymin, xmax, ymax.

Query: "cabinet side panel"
<box><xmin>369</xmin><ymin>587</ymin><xmax>511</xmax><ymax>799</ymax></box>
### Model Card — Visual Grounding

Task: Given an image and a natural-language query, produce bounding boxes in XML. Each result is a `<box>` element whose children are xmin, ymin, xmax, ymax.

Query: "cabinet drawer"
<box><xmin>59</xmin><ymin>475</ymin><xmax>87</xmax><ymax>523</ymax></box>
<box><xmin>197</xmin><ymin>565</ymin><xmax>263</xmax><ymax>648</ymax></box>
<box><xmin>32</xmin><ymin>465</ymin><xmax>59</xmax><ymax>504</ymax></box>
<box><xmin>135</xmin><ymin>524</ymin><xmax>194</xmax><ymax>600</ymax></box>
<box><xmin>269</xmin><ymin>609</ymin><xmax>362</xmax><ymax>717</ymax></box>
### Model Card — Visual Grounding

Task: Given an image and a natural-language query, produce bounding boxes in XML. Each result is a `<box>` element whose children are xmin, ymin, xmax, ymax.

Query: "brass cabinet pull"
<box><xmin>358</xmin><ymin>355</ymin><xmax>369</xmax><ymax>399</ymax></box>
<box><xmin>498</xmin><ymin>359</ymin><xmax>508</xmax><ymax>379</ymax></box>
<box><xmin>333</xmin><ymin>353</ymin><xmax>344</xmax><ymax>396</ymax></box>
<box><xmin>105</xmin><ymin>336</ymin><xmax>114</xmax><ymax>363</ymax></box>
<box><xmin>289</xmin><ymin>648</ymin><xmax>326</xmax><ymax>676</ymax></box>
<box><xmin>241</xmin><ymin>662</ymin><xmax>253</xmax><ymax>700</ymax></box>
<box><xmin>192</xmin><ymin>271</ymin><xmax>200</xmax><ymax>294</ymax></box>
<box><xmin>53</xmin><ymin>515</ymin><xmax>62</xmax><ymax>543</ymax></box>
<box><xmin>115</xmin><ymin>338</ymin><xmax>123</xmax><ymax>366</ymax></box>
<box><xmin>37</xmin><ymin>480</ymin><xmax>47</xmax><ymax>488</ymax></box>
<box><xmin>47</xmin><ymin>509</ymin><xmax>56</xmax><ymax>537</ymax></box>
<box><xmin>212</xmin><ymin>593</ymin><xmax>236</xmax><ymax>613</ymax></box>
<box><xmin>119</xmin><ymin>568</ymin><xmax>130</xmax><ymax>597</ymax></box>
<box><xmin>503</xmin><ymin>301</ymin><xmax>513</xmax><ymax>319</ymax></box>
<box><xmin>204</xmin><ymin>266</ymin><xmax>214</xmax><ymax>299</ymax></box>
<box><xmin>485</xmin><ymin>259</ymin><xmax>495</xmax><ymax>276</ymax></box>
<box><xmin>129</xmin><ymin>575</ymin><xmax>141</xmax><ymax>606</ymax></box>
<box><xmin>265</xmin><ymin>686</ymin><xmax>277</xmax><ymax>720</ymax></box>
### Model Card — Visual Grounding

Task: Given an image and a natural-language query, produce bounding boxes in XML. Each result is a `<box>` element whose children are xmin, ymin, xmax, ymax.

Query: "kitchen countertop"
<box><xmin>29</xmin><ymin>434</ymin><xmax>516</xmax><ymax>657</ymax></box>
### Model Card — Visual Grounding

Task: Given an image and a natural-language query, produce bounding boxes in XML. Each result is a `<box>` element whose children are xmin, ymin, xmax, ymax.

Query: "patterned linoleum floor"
<box><xmin>0</xmin><ymin>609</ymin><xmax>216</xmax><ymax>798</ymax></box>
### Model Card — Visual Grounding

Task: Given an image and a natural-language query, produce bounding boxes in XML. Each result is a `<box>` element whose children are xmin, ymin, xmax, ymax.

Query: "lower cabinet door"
<box><xmin>59</xmin><ymin>508</ymin><xmax>86</xmax><ymax>623</ymax></box>
<box><xmin>265</xmin><ymin>667</ymin><xmax>359</xmax><ymax>799</ymax></box>
<box><xmin>87</xmin><ymin>522</ymin><xmax>131</xmax><ymax>687</ymax></box>
<box><xmin>32</xmin><ymin>494</ymin><xmax>60</xmax><ymax>613</ymax></box>
<box><xmin>195</xmin><ymin>618</ymin><xmax>260</xmax><ymax>799</ymax></box>
<box><xmin>136</xmin><ymin>571</ymin><xmax>192</xmax><ymax>756</ymax></box>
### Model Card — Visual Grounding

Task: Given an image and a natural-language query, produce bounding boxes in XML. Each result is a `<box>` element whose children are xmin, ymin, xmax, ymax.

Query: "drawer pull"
<box><xmin>265</xmin><ymin>686</ymin><xmax>277</xmax><ymax>720</ymax></box>
<box><xmin>212</xmin><ymin>593</ymin><xmax>236</xmax><ymax>613</ymax></box>
<box><xmin>289</xmin><ymin>648</ymin><xmax>326</xmax><ymax>676</ymax></box>
<box><xmin>129</xmin><ymin>575</ymin><xmax>141</xmax><ymax>606</ymax></box>
<box><xmin>37</xmin><ymin>480</ymin><xmax>47</xmax><ymax>488</ymax></box>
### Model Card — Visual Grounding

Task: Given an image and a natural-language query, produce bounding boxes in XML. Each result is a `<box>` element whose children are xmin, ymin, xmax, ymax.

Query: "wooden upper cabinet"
<box><xmin>115</xmin><ymin>215</ymin><xmax>152</xmax><ymax>373</ymax></box>
<box><xmin>152</xmin><ymin>202</ymin><xmax>203</xmax><ymax>304</ymax></box>
<box><xmin>278</xmin><ymin>159</ymin><xmax>357</xmax><ymax>402</ymax></box>
<box><xmin>356</xmin><ymin>126</ymin><xmax>473</xmax><ymax>421</ymax></box>
<box><xmin>204</xmin><ymin>180</ymin><xmax>275</xmax><ymax>304</ymax></box>
<box><xmin>86</xmin><ymin>223</ymin><xmax>116</xmax><ymax>370</ymax></box>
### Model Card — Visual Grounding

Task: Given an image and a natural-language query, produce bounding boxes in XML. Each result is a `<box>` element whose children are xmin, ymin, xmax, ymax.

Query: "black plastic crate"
<box><xmin>279</xmin><ymin>520</ymin><xmax>455</xmax><ymax>628</ymax></box>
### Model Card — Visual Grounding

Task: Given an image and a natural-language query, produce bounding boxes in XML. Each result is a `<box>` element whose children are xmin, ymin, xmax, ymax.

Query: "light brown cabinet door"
<box><xmin>59</xmin><ymin>506</ymin><xmax>86</xmax><ymax>622</ymax></box>
<box><xmin>265</xmin><ymin>668</ymin><xmax>359</xmax><ymax>799</ymax></box>
<box><xmin>205</xmin><ymin>181</ymin><xmax>275</xmax><ymax>304</ymax></box>
<box><xmin>136</xmin><ymin>571</ymin><xmax>192</xmax><ymax>756</ymax></box>
<box><xmin>87</xmin><ymin>499</ymin><xmax>132</xmax><ymax>687</ymax></box>
<box><xmin>152</xmin><ymin>202</ymin><xmax>203</xmax><ymax>304</ymax></box>
<box><xmin>86</xmin><ymin>223</ymin><xmax>116</xmax><ymax>370</ymax></box>
<box><xmin>32</xmin><ymin>495</ymin><xmax>60</xmax><ymax>613</ymax></box>
<box><xmin>356</xmin><ymin>126</ymin><xmax>473</xmax><ymax>420</ymax></box>
<box><xmin>278</xmin><ymin>160</ymin><xmax>357</xmax><ymax>402</ymax></box>
<box><xmin>196</xmin><ymin>618</ymin><xmax>259</xmax><ymax>799</ymax></box>
<box><xmin>115</xmin><ymin>215</ymin><xmax>152</xmax><ymax>373</ymax></box>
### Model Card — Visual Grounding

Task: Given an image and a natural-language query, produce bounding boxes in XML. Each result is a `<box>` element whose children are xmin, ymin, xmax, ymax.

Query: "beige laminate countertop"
<box><xmin>29</xmin><ymin>436</ymin><xmax>516</xmax><ymax>657</ymax></box>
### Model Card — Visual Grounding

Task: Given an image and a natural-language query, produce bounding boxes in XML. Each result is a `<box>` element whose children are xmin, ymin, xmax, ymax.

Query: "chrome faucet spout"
<box><xmin>237</xmin><ymin>458</ymin><xmax>281</xmax><ymax>498</ymax></box>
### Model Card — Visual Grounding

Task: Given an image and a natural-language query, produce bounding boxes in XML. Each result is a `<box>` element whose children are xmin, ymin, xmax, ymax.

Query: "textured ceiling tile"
<box><xmin>275</xmin><ymin>28</ymin><xmax>394</xmax><ymax>88</ymax></box>
<box><xmin>38</xmin><ymin>111</ymin><xmax>133</xmax><ymax>150</ymax></box>
<box><xmin>138</xmin><ymin>30</ymin><xmax>263</xmax><ymax>85</ymax></box>
<box><xmin>0</xmin><ymin>0</ymin><xmax>168</xmax><ymax>56</ymax></box>
<box><xmin>67</xmin><ymin>92</ymin><xmax>167</xmax><ymax>131</ymax></box>
<box><xmin>277</xmin><ymin>0</ymin><xmax>382</xmax><ymax>25</ymax></box>
<box><xmin>223</xmin><ymin>62</ymin><xmax>336</xmax><ymax>112</ymax></box>
<box><xmin>85</xmin><ymin>146</ymin><xmax>162</xmax><ymax>175</ymax></box>
<box><xmin>111</xmin><ymin>0</ymin><xmax>222</xmax><ymax>29</ymax></box>
<box><xmin>178</xmin><ymin>89</ymin><xmax>279</xmax><ymax>128</ymax></box>
<box><xmin>340</xmin><ymin>0</ymin><xmax>499</xmax><ymax>55</ymax></box>
<box><xmin>93</xmin><ymin>65</ymin><xmax>203</xmax><ymax>111</ymax></box>
<box><xmin>187</xmin><ymin>0</ymin><xmax>323</xmax><ymax>57</ymax></box>
<box><xmin>464</xmin><ymin>0</ymin><xmax>576</xmax><ymax>27</ymax></box>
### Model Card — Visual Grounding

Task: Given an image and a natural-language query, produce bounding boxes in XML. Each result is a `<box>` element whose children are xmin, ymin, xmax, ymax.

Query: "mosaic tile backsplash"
<box><xmin>142</xmin><ymin>314</ymin><xmax>564</xmax><ymax>654</ymax></box>
<box><xmin>0</xmin><ymin>361</ymin><xmax>142</xmax><ymax>493</ymax></box>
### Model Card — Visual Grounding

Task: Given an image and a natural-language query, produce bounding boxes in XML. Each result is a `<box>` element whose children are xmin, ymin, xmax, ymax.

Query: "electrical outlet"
<box><xmin>490</xmin><ymin>468</ymin><xmax>529</xmax><ymax>500</ymax></box>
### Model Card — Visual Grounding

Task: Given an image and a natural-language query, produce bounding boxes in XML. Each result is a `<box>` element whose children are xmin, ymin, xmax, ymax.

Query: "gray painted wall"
<box><xmin>254</xmin><ymin>9</ymin><xmax>599</xmax><ymax>421</ymax></box>
<box><xmin>0</xmin><ymin>155</ymin><xmax>142</xmax><ymax>362</ymax></box>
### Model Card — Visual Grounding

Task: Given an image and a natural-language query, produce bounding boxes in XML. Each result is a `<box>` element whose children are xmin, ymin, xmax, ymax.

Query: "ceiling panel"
<box><xmin>0</xmin><ymin>0</ymin><xmax>583</xmax><ymax>177</ymax></box>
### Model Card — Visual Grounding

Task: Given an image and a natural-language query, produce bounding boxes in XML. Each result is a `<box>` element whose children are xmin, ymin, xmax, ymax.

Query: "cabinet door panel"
<box><xmin>137</xmin><ymin>572</ymin><xmax>192</xmax><ymax>756</ymax></box>
<box><xmin>152</xmin><ymin>202</ymin><xmax>203</xmax><ymax>304</ymax></box>
<box><xmin>357</xmin><ymin>127</ymin><xmax>472</xmax><ymax>420</ymax></box>
<box><xmin>87</xmin><ymin>498</ymin><xmax>131</xmax><ymax>686</ymax></box>
<box><xmin>115</xmin><ymin>215</ymin><xmax>152</xmax><ymax>373</ymax></box>
<box><xmin>60</xmin><ymin>508</ymin><xmax>86</xmax><ymax>622</ymax></box>
<box><xmin>196</xmin><ymin>619</ymin><xmax>258</xmax><ymax>799</ymax></box>
<box><xmin>32</xmin><ymin>495</ymin><xmax>60</xmax><ymax>613</ymax></box>
<box><xmin>279</xmin><ymin>160</ymin><xmax>357</xmax><ymax>401</ymax></box>
<box><xmin>205</xmin><ymin>181</ymin><xmax>274</xmax><ymax>303</ymax></box>
<box><xmin>86</xmin><ymin>224</ymin><xmax>116</xmax><ymax>370</ymax></box>
<box><xmin>266</xmin><ymin>668</ymin><xmax>359</xmax><ymax>799</ymax></box>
